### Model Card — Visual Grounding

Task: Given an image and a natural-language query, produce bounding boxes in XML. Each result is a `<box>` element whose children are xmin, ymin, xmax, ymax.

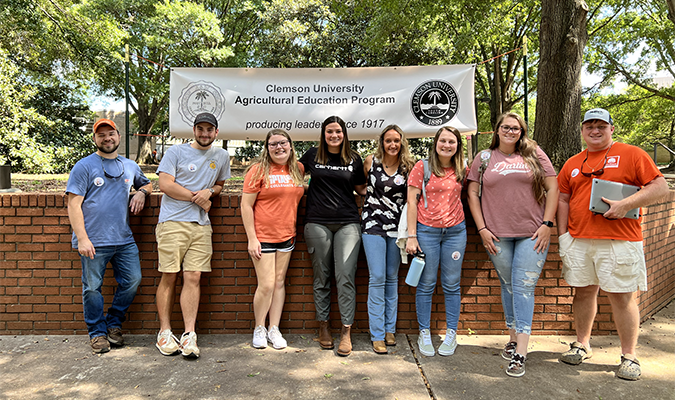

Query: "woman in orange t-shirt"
<box><xmin>241</xmin><ymin>129</ymin><xmax>305</xmax><ymax>350</ymax></box>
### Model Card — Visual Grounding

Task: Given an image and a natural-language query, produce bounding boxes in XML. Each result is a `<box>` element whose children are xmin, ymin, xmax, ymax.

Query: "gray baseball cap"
<box><xmin>582</xmin><ymin>108</ymin><xmax>613</xmax><ymax>125</ymax></box>
<box><xmin>193</xmin><ymin>112</ymin><xmax>218</xmax><ymax>129</ymax></box>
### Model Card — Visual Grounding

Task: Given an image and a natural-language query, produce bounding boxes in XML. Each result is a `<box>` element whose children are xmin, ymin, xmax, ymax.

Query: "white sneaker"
<box><xmin>180</xmin><ymin>332</ymin><xmax>200</xmax><ymax>358</ymax></box>
<box><xmin>252</xmin><ymin>325</ymin><xmax>268</xmax><ymax>349</ymax></box>
<box><xmin>438</xmin><ymin>329</ymin><xmax>458</xmax><ymax>356</ymax></box>
<box><xmin>156</xmin><ymin>329</ymin><xmax>180</xmax><ymax>356</ymax></box>
<box><xmin>417</xmin><ymin>329</ymin><xmax>435</xmax><ymax>357</ymax></box>
<box><xmin>267</xmin><ymin>325</ymin><xmax>287</xmax><ymax>349</ymax></box>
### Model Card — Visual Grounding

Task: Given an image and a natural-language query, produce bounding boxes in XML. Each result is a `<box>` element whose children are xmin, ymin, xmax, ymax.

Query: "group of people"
<box><xmin>67</xmin><ymin>108</ymin><xmax>668</xmax><ymax>382</ymax></box>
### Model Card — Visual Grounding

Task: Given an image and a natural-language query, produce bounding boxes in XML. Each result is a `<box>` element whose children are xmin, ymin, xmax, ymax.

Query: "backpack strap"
<box><xmin>422</xmin><ymin>159</ymin><xmax>431</xmax><ymax>208</ymax></box>
<box><xmin>477</xmin><ymin>150</ymin><xmax>492</xmax><ymax>198</ymax></box>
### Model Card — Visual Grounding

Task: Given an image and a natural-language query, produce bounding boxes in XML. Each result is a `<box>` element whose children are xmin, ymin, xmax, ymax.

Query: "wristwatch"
<box><xmin>139</xmin><ymin>188</ymin><xmax>149</xmax><ymax>196</ymax></box>
<box><xmin>542</xmin><ymin>220</ymin><xmax>554</xmax><ymax>228</ymax></box>
<box><xmin>208</xmin><ymin>188</ymin><xmax>215</xmax><ymax>195</ymax></box>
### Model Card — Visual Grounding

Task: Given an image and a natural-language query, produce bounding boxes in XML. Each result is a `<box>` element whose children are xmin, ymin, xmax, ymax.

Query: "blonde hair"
<box><xmin>372</xmin><ymin>124</ymin><xmax>415</xmax><ymax>174</ymax></box>
<box><xmin>429</xmin><ymin>126</ymin><xmax>465</xmax><ymax>182</ymax></box>
<box><xmin>245</xmin><ymin>129</ymin><xmax>303</xmax><ymax>188</ymax></box>
<box><xmin>490</xmin><ymin>112</ymin><xmax>546</xmax><ymax>204</ymax></box>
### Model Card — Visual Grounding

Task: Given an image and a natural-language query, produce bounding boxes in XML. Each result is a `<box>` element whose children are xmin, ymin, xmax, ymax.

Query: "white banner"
<box><xmin>170</xmin><ymin>65</ymin><xmax>476</xmax><ymax>140</ymax></box>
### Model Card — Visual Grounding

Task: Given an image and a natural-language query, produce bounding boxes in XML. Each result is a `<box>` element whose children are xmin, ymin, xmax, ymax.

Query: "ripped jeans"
<box><xmin>489</xmin><ymin>236</ymin><xmax>548</xmax><ymax>335</ymax></box>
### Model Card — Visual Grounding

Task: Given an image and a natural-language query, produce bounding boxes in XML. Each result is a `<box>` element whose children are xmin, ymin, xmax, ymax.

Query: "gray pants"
<box><xmin>304</xmin><ymin>223</ymin><xmax>362</xmax><ymax>325</ymax></box>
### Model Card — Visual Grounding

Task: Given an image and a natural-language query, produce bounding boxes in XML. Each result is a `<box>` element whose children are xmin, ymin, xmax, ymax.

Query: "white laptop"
<box><xmin>589</xmin><ymin>178</ymin><xmax>641</xmax><ymax>219</ymax></box>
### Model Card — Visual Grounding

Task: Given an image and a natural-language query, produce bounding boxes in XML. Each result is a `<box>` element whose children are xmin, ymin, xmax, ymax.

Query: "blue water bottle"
<box><xmin>405</xmin><ymin>251</ymin><xmax>426</xmax><ymax>287</ymax></box>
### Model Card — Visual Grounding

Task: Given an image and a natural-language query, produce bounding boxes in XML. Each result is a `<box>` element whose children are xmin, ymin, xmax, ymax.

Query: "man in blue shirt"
<box><xmin>66</xmin><ymin>118</ymin><xmax>153</xmax><ymax>354</ymax></box>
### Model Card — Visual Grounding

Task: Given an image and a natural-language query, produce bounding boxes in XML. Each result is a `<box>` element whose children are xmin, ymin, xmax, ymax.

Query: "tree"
<box><xmin>0</xmin><ymin>50</ymin><xmax>93</xmax><ymax>173</ymax></box>
<box><xmin>585</xmin><ymin>0</ymin><xmax>675</xmax><ymax>105</ymax></box>
<box><xmin>370</xmin><ymin>0</ymin><xmax>540</xmax><ymax>127</ymax></box>
<box><xmin>76</xmin><ymin>0</ymin><xmax>235</xmax><ymax>164</ymax></box>
<box><xmin>533</xmin><ymin>0</ymin><xmax>588</xmax><ymax>168</ymax></box>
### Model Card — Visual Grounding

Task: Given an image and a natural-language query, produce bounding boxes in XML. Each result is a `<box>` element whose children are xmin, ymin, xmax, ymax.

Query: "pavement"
<box><xmin>1</xmin><ymin>300</ymin><xmax>674</xmax><ymax>400</ymax></box>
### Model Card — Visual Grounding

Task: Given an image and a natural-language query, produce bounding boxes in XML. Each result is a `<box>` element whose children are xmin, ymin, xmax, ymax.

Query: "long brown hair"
<box><xmin>315</xmin><ymin>116</ymin><xmax>357</xmax><ymax>165</ymax></box>
<box><xmin>490</xmin><ymin>112</ymin><xmax>546</xmax><ymax>204</ymax></box>
<box><xmin>245</xmin><ymin>129</ymin><xmax>303</xmax><ymax>188</ymax></box>
<box><xmin>373</xmin><ymin>124</ymin><xmax>415</xmax><ymax>174</ymax></box>
<box><xmin>429</xmin><ymin>126</ymin><xmax>465</xmax><ymax>182</ymax></box>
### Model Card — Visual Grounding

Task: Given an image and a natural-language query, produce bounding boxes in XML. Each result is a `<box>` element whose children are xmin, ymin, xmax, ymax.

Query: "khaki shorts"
<box><xmin>558</xmin><ymin>232</ymin><xmax>647</xmax><ymax>292</ymax></box>
<box><xmin>156</xmin><ymin>221</ymin><xmax>213</xmax><ymax>273</ymax></box>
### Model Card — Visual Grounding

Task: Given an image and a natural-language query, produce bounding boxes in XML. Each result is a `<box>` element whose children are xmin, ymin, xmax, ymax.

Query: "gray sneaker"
<box><xmin>417</xmin><ymin>329</ymin><xmax>435</xmax><ymax>357</ymax></box>
<box><xmin>438</xmin><ymin>329</ymin><xmax>458</xmax><ymax>356</ymax></box>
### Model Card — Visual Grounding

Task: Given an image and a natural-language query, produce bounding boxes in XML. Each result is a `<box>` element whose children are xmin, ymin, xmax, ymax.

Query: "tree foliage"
<box><xmin>585</xmin><ymin>0</ymin><xmax>675</xmax><ymax>102</ymax></box>
<box><xmin>0</xmin><ymin>50</ymin><xmax>94</xmax><ymax>172</ymax></box>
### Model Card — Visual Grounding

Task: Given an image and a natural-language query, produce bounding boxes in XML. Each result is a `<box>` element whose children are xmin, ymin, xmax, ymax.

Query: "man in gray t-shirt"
<box><xmin>154</xmin><ymin>112</ymin><xmax>230</xmax><ymax>359</ymax></box>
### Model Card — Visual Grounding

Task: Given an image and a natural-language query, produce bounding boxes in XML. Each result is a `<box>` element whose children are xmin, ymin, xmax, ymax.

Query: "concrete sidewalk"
<box><xmin>1</xmin><ymin>300</ymin><xmax>673</xmax><ymax>400</ymax></box>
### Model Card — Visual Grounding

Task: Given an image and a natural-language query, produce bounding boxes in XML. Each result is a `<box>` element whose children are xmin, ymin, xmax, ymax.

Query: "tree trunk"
<box><xmin>533</xmin><ymin>0</ymin><xmax>588</xmax><ymax>169</ymax></box>
<box><xmin>667</xmin><ymin>0</ymin><xmax>675</xmax><ymax>26</ymax></box>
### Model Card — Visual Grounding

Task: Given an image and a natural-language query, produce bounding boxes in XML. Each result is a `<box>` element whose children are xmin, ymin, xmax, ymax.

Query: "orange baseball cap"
<box><xmin>93</xmin><ymin>118</ymin><xmax>118</xmax><ymax>132</ymax></box>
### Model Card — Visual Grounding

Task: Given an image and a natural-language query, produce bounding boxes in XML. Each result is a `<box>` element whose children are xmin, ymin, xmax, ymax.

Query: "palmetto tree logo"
<box><xmin>178</xmin><ymin>81</ymin><xmax>225</xmax><ymax>127</ymax></box>
<box><xmin>194</xmin><ymin>91</ymin><xmax>210</xmax><ymax>109</ymax></box>
<box><xmin>410</xmin><ymin>80</ymin><xmax>459</xmax><ymax>126</ymax></box>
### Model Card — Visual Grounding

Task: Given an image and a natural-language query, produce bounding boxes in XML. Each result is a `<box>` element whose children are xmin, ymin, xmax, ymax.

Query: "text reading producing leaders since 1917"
<box><xmin>244</xmin><ymin>119</ymin><xmax>386</xmax><ymax>132</ymax></box>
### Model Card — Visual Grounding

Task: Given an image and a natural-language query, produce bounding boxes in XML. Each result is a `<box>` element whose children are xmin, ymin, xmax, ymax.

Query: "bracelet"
<box><xmin>477</xmin><ymin>227</ymin><xmax>487</xmax><ymax>233</ymax></box>
<box><xmin>408</xmin><ymin>234</ymin><xmax>417</xmax><ymax>238</ymax></box>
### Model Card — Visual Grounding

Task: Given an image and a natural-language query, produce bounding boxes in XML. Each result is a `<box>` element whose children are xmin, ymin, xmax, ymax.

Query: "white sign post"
<box><xmin>170</xmin><ymin>65</ymin><xmax>476</xmax><ymax>140</ymax></box>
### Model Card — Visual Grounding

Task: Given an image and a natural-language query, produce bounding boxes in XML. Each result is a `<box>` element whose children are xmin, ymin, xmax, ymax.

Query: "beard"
<box><xmin>195</xmin><ymin>136</ymin><xmax>216</xmax><ymax>148</ymax></box>
<box><xmin>97</xmin><ymin>142</ymin><xmax>120</xmax><ymax>154</ymax></box>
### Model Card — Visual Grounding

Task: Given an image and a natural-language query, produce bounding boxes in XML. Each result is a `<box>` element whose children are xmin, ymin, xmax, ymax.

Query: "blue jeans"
<box><xmin>80</xmin><ymin>243</ymin><xmax>142</xmax><ymax>338</ymax></box>
<box><xmin>489</xmin><ymin>236</ymin><xmax>548</xmax><ymax>335</ymax></box>
<box><xmin>415</xmin><ymin>221</ymin><xmax>467</xmax><ymax>331</ymax></box>
<box><xmin>362</xmin><ymin>234</ymin><xmax>400</xmax><ymax>341</ymax></box>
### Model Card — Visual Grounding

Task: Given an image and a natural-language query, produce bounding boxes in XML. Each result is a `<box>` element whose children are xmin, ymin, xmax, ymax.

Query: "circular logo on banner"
<box><xmin>410</xmin><ymin>80</ymin><xmax>460</xmax><ymax>126</ymax></box>
<box><xmin>178</xmin><ymin>81</ymin><xmax>225</xmax><ymax>127</ymax></box>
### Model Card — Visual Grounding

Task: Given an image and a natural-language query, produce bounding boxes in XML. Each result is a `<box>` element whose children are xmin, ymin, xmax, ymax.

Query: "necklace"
<box><xmin>585</xmin><ymin>142</ymin><xmax>614</xmax><ymax>171</ymax></box>
<box><xmin>498</xmin><ymin>147</ymin><xmax>514</xmax><ymax>156</ymax></box>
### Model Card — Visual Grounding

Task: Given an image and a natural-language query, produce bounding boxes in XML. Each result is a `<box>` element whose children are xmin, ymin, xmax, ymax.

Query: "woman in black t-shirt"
<box><xmin>299</xmin><ymin>116</ymin><xmax>367</xmax><ymax>357</ymax></box>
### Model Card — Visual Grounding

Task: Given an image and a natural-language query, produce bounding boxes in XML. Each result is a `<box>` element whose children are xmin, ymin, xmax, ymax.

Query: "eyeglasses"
<box><xmin>580</xmin><ymin>143</ymin><xmax>613</xmax><ymax>177</ymax></box>
<box><xmin>268</xmin><ymin>140</ymin><xmax>290</xmax><ymax>148</ymax></box>
<box><xmin>499</xmin><ymin>125</ymin><xmax>522</xmax><ymax>133</ymax></box>
<box><xmin>101</xmin><ymin>157</ymin><xmax>125</xmax><ymax>179</ymax></box>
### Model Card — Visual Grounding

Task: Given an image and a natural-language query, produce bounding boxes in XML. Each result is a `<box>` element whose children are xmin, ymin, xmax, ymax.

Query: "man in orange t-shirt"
<box><xmin>556</xmin><ymin>108</ymin><xmax>669</xmax><ymax>381</ymax></box>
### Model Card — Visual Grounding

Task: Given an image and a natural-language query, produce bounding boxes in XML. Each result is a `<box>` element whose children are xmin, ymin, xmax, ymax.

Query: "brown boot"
<box><xmin>372</xmin><ymin>341</ymin><xmax>387</xmax><ymax>354</ymax></box>
<box><xmin>337</xmin><ymin>325</ymin><xmax>352</xmax><ymax>357</ymax></box>
<box><xmin>318</xmin><ymin>321</ymin><xmax>334</xmax><ymax>349</ymax></box>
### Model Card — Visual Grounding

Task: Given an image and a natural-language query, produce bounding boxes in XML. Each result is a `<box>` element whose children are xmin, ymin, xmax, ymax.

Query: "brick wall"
<box><xmin>1</xmin><ymin>191</ymin><xmax>674</xmax><ymax>336</ymax></box>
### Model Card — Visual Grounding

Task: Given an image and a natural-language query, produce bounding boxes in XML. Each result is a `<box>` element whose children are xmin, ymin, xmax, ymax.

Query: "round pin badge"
<box><xmin>452</xmin><ymin>251</ymin><xmax>461</xmax><ymax>260</ymax></box>
<box><xmin>94</xmin><ymin>177</ymin><xmax>104</xmax><ymax>187</ymax></box>
<box><xmin>188</xmin><ymin>164</ymin><xmax>197</xmax><ymax>172</ymax></box>
<box><xmin>571</xmin><ymin>168</ymin><xmax>579</xmax><ymax>178</ymax></box>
